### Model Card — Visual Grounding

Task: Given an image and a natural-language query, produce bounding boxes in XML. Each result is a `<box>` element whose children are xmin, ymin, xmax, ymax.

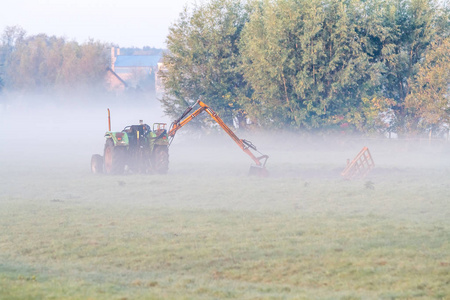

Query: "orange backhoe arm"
<box><xmin>168</xmin><ymin>103</ymin><xmax>207</xmax><ymax>137</ymax></box>
<box><xmin>168</xmin><ymin>100</ymin><xmax>268</xmax><ymax>167</ymax></box>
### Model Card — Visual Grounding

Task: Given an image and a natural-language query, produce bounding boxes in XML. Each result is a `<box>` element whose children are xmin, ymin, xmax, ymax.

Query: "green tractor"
<box><xmin>91</xmin><ymin>109</ymin><xmax>170</xmax><ymax>175</ymax></box>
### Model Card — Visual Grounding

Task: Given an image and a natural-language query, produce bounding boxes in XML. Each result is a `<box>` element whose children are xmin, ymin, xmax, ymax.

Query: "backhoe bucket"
<box><xmin>248</xmin><ymin>165</ymin><xmax>269</xmax><ymax>177</ymax></box>
<box><xmin>248</xmin><ymin>154</ymin><xmax>269</xmax><ymax>177</ymax></box>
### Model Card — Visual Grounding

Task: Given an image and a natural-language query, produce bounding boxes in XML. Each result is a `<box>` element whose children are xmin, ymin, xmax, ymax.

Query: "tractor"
<box><xmin>92</xmin><ymin>101</ymin><xmax>269</xmax><ymax>176</ymax></box>
<box><xmin>91</xmin><ymin>109</ymin><xmax>170</xmax><ymax>175</ymax></box>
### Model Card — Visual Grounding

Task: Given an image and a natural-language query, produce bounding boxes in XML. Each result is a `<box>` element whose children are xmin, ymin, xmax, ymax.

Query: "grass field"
<box><xmin>1</xmin><ymin>115</ymin><xmax>449</xmax><ymax>299</ymax></box>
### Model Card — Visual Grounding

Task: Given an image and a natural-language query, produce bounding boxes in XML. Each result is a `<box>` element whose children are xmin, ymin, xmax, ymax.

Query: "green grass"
<box><xmin>1</xmin><ymin>143</ymin><xmax>450</xmax><ymax>299</ymax></box>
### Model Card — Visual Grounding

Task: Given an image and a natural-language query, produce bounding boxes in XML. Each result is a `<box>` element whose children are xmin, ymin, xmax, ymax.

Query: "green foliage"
<box><xmin>161</xmin><ymin>0</ymin><xmax>251</xmax><ymax>127</ymax></box>
<box><xmin>240</xmin><ymin>0</ymin><xmax>386</xmax><ymax>131</ymax></box>
<box><xmin>161</xmin><ymin>0</ymin><xmax>448</xmax><ymax>135</ymax></box>
<box><xmin>346</xmin><ymin>97</ymin><xmax>397</xmax><ymax>135</ymax></box>
<box><xmin>374</xmin><ymin>0</ymin><xmax>445</xmax><ymax>135</ymax></box>
<box><xmin>1</xmin><ymin>0</ymin><xmax>448</xmax><ymax>135</ymax></box>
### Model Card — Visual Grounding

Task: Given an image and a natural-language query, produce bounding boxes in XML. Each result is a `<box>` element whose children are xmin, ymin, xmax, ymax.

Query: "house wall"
<box><xmin>105</xmin><ymin>70</ymin><xmax>126</xmax><ymax>92</ymax></box>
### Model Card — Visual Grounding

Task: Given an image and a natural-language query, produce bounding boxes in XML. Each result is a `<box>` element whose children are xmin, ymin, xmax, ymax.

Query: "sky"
<box><xmin>0</xmin><ymin>0</ymin><xmax>195</xmax><ymax>49</ymax></box>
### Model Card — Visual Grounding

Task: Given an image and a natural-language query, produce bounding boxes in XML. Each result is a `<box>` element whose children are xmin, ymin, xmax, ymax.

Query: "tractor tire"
<box><xmin>152</xmin><ymin>146</ymin><xmax>169</xmax><ymax>174</ymax></box>
<box><xmin>91</xmin><ymin>154</ymin><xmax>104</xmax><ymax>174</ymax></box>
<box><xmin>103</xmin><ymin>138</ymin><xmax>125</xmax><ymax>175</ymax></box>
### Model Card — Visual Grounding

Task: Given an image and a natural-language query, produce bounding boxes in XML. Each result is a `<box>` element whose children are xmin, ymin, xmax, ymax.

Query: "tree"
<box><xmin>375</xmin><ymin>0</ymin><xmax>446</xmax><ymax>135</ymax></box>
<box><xmin>160</xmin><ymin>0</ymin><xmax>251</xmax><ymax>129</ymax></box>
<box><xmin>4</xmin><ymin>32</ymin><xmax>109</xmax><ymax>94</ymax></box>
<box><xmin>6</xmin><ymin>34</ymin><xmax>65</xmax><ymax>91</ymax></box>
<box><xmin>0</xmin><ymin>26</ymin><xmax>26</xmax><ymax>90</ymax></box>
<box><xmin>405</xmin><ymin>37</ymin><xmax>450</xmax><ymax>136</ymax></box>
<box><xmin>73</xmin><ymin>39</ymin><xmax>110</xmax><ymax>91</ymax></box>
<box><xmin>240</xmin><ymin>0</ymin><xmax>385</xmax><ymax>132</ymax></box>
<box><xmin>159</xmin><ymin>0</ymin><xmax>447</xmax><ymax>134</ymax></box>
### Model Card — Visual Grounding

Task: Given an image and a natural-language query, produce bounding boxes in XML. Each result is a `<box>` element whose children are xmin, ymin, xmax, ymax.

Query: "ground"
<box><xmin>0</xmin><ymin>105</ymin><xmax>449</xmax><ymax>299</ymax></box>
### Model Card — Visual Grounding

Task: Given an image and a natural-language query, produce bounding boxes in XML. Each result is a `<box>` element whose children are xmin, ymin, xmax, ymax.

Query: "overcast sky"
<box><xmin>0</xmin><ymin>0</ymin><xmax>195</xmax><ymax>49</ymax></box>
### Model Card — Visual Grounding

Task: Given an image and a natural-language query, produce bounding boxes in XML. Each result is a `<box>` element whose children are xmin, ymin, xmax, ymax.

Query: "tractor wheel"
<box><xmin>152</xmin><ymin>146</ymin><xmax>169</xmax><ymax>174</ymax></box>
<box><xmin>103</xmin><ymin>139</ymin><xmax>125</xmax><ymax>174</ymax></box>
<box><xmin>91</xmin><ymin>154</ymin><xmax>104</xmax><ymax>174</ymax></box>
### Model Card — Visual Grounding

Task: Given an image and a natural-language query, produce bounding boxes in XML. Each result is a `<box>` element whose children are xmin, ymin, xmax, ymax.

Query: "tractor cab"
<box><xmin>123</xmin><ymin>121</ymin><xmax>152</xmax><ymax>148</ymax></box>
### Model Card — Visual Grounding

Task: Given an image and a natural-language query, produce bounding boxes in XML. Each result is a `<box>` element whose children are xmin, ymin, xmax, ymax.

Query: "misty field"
<box><xmin>1</xmin><ymin>107</ymin><xmax>450</xmax><ymax>299</ymax></box>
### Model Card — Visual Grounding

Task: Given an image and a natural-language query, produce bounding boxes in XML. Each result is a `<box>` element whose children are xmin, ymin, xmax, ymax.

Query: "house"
<box><xmin>106</xmin><ymin>47</ymin><xmax>162</xmax><ymax>93</ymax></box>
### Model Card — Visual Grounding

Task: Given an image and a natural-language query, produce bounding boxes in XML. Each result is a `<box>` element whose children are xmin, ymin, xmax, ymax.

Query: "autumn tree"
<box><xmin>56</xmin><ymin>39</ymin><xmax>110</xmax><ymax>91</ymax></box>
<box><xmin>0</xmin><ymin>26</ymin><xmax>26</xmax><ymax>92</ymax></box>
<box><xmin>374</xmin><ymin>0</ymin><xmax>447</xmax><ymax>135</ymax></box>
<box><xmin>1</xmin><ymin>28</ymin><xmax>110</xmax><ymax>94</ymax></box>
<box><xmin>405</xmin><ymin>37</ymin><xmax>450</xmax><ymax>137</ymax></box>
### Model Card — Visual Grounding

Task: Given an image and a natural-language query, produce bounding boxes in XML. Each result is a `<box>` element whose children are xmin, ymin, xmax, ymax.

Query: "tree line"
<box><xmin>160</xmin><ymin>0</ymin><xmax>449</xmax><ymax>137</ymax></box>
<box><xmin>0</xmin><ymin>26</ymin><xmax>164</xmax><ymax>99</ymax></box>
<box><xmin>0</xmin><ymin>26</ymin><xmax>111</xmax><ymax>96</ymax></box>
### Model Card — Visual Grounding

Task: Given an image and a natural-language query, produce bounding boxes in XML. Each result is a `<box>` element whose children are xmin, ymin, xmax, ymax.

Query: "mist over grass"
<box><xmin>1</xmin><ymin>94</ymin><xmax>449</xmax><ymax>299</ymax></box>
<box><xmin>0</xmin><ymin>93</ymin><xmax>169</xmax><ymax>163</ymax></box>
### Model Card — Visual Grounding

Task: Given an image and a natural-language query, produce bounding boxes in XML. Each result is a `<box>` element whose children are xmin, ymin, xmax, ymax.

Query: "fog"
<box><xmin>1</xmin><ymin>94</ymin><xmax>449</xmax><ymax>235</ymax></box>
<box><xmin>1</xmin><ymin>94</ymin><xmax>449</xmax><ymax>300</ymax></box>
<box><xmin>0</xmin><ymin>95</ymin><xmax>168</xmax><ymax>166</ymax></box>
<box><xmin>1</xmin><ymin>94</ymin><xmax>449</xmax><ymax>180</ymax></box>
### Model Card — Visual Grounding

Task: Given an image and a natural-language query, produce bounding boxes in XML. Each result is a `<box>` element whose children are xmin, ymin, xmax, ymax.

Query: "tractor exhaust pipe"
<box><xmin>107</xmin><ymin>108</ymin><xmax>111</xmax><ymax>131</ymax></box>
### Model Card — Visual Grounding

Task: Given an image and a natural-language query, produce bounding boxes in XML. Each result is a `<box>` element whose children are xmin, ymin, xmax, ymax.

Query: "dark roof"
<box><xmin>114</xmin><ymin>55</ymin><xmax>161</xmax><ymax>67</ymax></box>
